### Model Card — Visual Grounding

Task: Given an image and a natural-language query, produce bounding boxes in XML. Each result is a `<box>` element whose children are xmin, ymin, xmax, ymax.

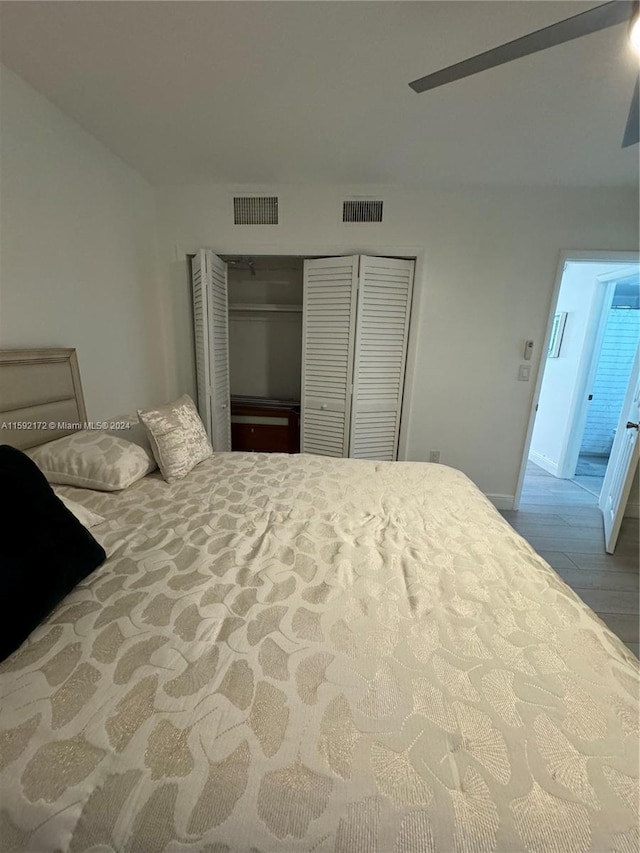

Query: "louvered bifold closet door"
<box><xmin>191</xmin><ymin>250</ymin><xmax>213</xmax><ymax>440</ymax></box>
<box><xmin>301</xmin><ymin>256</ymin><xmax>359</xmax><ymax>457</ymax></box>
<box><xmin>192</xmin><ymin>249</ymin><xmax>231</xmax><ymax>451</ymax></box>
<box><xmin>207</xmin><ymin>251</ymin><xmax>232</xmax><ymax>451</ymax></box>
<box><xmin>349</xmin><ymin>256</ymin><xmax>414</xmax><ymax>461</ymax></box>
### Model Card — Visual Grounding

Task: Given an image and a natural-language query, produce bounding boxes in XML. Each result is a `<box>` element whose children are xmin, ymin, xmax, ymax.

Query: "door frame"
<box><xmin>195</xmin><ymin>241</ymin><xmax>426</xmax><ymax>461</ymax></box>
<box><xmin>514</xmin><ymin>249</ymin><xmax>640</xmax><ymax>510</ymax></box>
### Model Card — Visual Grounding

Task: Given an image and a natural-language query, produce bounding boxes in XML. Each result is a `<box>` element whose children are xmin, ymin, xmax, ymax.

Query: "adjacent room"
<box><xmin>1</xmin><ymin>3</ymin><xmax>638</xmax><ymax>852</ymax></box>
<box><xmin>514</xmin><ymin>257</ymin><xmax>640</xmax><ymax>651</ymax></box>
<box><xmin>528</xmin><ymin>260</ymin><xmax>639</xmax><ymax>500</ymax></box>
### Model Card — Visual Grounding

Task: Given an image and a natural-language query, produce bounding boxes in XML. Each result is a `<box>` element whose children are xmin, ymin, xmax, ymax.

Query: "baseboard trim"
<box><xmin>486</xmin><ymin>494</ymin><xmax>515</xmax><ymax>511</ymax></box>
<box><xmin>528</xmin><ymin>451</ymin><xmax>559</xmax><ymax>477</ymax></box>
<box><xmin>624</xmin><ymin>503</ymin><xmax>639</xmax><ymax>519</ymax></box>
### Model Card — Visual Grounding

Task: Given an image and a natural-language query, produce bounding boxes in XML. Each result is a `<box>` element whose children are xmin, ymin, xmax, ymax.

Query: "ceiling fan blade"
<box><xmin>409</xmin><ymin>1</ymin><xmax>634</xmax><ymax>94</ymax></box>
<box><xmin>622</xmin><ymin>75</ymin><xmax>640</xmax><ymax>147</ymax></box>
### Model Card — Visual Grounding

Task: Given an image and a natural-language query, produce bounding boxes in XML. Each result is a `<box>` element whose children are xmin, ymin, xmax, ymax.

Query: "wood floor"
<box><xmin>500</xmin><ymin>462</ymin><xmax>639</xmax><ymax>657</ymax></box>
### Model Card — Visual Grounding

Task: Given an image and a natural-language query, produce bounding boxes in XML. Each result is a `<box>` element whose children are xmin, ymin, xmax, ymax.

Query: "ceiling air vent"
<box><xmin>233</xmin><ymin>196</ymin><xmax>278</xmax><ymax>225</ymax></box>
<box><xmin>343</xmin><ymin>199</ymin><xmax>383</xmax><ymax>223</ymax></box>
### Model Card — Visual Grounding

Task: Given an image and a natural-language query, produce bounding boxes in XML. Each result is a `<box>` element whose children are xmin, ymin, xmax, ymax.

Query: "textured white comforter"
<box><xmin>1</xmin><ymin>453</ymin><xmax>638</xmax><ymax>852</ymax></box>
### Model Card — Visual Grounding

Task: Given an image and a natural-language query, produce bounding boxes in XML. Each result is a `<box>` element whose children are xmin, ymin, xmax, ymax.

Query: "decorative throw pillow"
<box><xmin>0</xmin><ymin>445</ymin><xmax>106</xmax><ymax>661</ymax></box>
<box><xmin>27</xmin><ymin>430</ymin><xmax>156</xmax><ymax>491</ymax></box>
<box><xmin>137</xmin><ymin>394</ymin><xmax>213</xmax><ymax>483</ymax></box>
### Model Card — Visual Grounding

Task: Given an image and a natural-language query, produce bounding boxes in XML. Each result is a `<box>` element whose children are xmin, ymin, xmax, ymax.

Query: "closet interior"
<box><xmin>223</xmin><ymin>255</ymin><xmax>303</xmax><ymax>453</ymax></box>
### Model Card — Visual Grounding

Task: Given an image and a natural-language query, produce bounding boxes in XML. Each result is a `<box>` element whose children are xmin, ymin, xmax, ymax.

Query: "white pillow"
<box><xmin>138</xmin><ymin>394</ymin><xmax>213</xmax><ymax>483</ymax></box>
<box><xmin>54</xmin><ymin>490</ymin><xmax>105</xmax><ymax>529</ymax></box>
<box><xmin>28</xmin><ymin>430</ymin><xmax>156</xmax><ymax>491</ymax></box>
<box><xmin>104</xmin><ymin>413</ymin><xmax>157</xmax><ymax>463</ymax></box>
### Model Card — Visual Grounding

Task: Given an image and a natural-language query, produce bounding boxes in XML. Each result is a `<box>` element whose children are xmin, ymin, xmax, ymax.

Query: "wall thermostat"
<box><xmin>524</xmin><ymin>340</ymin><xmax>534</xmax><ymax>361</ymax></box>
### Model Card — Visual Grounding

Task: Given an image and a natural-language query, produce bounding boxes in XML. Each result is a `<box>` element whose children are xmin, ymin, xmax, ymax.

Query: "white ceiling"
<box><xmin>1</xmin><ymin>1</ymin><xmax>638</xmax><ymax>187</ymax></box>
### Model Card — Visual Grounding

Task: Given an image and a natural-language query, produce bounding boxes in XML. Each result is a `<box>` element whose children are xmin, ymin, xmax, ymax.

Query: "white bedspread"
<box><xmin>1</xmin><ymin>453</ymin><xmax>638</xmax><ymax>852</ymax></box>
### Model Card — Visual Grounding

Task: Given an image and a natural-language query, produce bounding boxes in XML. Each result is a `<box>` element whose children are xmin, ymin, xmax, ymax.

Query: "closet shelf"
<box><xmin>229</xmin><ymin>303</ymin><xmax>302</xmax><ymax>313</ymax></box>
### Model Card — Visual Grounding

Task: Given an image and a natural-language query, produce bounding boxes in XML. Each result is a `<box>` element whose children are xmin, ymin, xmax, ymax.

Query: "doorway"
<box><xmin>516</xmin><ymin>252</ymin><xmax>640</xmax><ymax>546</ymax></box>
<box><xmin>572</xmin><ymin>270</ymin><xmax>640</xmax><ymax>497</ymax></box>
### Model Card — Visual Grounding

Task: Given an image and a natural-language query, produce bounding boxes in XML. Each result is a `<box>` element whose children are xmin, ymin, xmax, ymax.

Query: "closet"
<box><xmin>192</xmin><ymin>250</ymin><xmax>414</xmax><ymax>460</ymax></box>
<box><xmin>225</xmin><ymin>255</ymin><xmax>303</xmax><ymax>454</ymax></box>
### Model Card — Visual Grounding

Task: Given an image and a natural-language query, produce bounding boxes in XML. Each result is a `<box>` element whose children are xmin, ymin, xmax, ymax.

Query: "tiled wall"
<box><xmin>580</xmin><ymin>308</ymin><xmax>639</xmax><ymax>456</ymax></box>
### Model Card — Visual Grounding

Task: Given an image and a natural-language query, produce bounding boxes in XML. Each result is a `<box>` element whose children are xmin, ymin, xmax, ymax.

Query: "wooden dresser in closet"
<box><xmin>230</xmin><ymin>396</ymin><xmax>300</xmax><ymax>453</ymax></box>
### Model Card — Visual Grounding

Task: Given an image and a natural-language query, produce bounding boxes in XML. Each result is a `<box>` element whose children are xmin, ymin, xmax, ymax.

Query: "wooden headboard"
<box><xmin>0</xmin><ymin>348</ymin><xmax>88</xmax><ymax>450</ymax></box>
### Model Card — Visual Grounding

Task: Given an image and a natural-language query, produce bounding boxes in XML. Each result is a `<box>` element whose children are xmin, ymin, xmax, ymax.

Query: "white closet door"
<box><xmin>192</xmin><ymin>249</ymin><xmax>231</xmax><ymax>451</ymax></box>
<box><xmin>349</xmin><ymin>256</ymin><xmax>414</xmax><ymax>461</ymax></box>
<box><xmin>207</xmin><ymin>251</ymin><xmax>232</xmax><ymax>451</ymax></box>
<box><xmin>191</xmin><ymin>250</ymin><xmax>213</xmax><ymax>439</ymax></box>
<box><xmin>301</xmin><ymin>256</ymin><xmax>359</xmax><ymax>457</ymax></box>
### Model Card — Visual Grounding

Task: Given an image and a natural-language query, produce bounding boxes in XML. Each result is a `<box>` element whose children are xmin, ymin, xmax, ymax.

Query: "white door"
<box><xmin>349</xmin><ymin>256</ymin><xmax>414</xmax><ymax>460</ymax></box>
<box><xmin>301</xmin><ymin>256</ymin><xmax>359</xmax><ymax>456</ymax></box>
<box><xmin>191</xmin><ymin>249</ymin><xmax>231</xmax><ymax>451</ymax></box>
<box><xmin>192</xmin><ymin>250</ymin><xmax>213</xmax><ymax>439</ymax></box>
<box><xmin>599</xmin><ymin>342</ymin><xmax>640</xmax><ymax>553</ymax></box>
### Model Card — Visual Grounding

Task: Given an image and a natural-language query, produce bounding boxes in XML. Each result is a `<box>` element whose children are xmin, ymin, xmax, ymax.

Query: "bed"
<box><xmin>0</xmin><ymin>349</ymin><xmax>638</xmax><ymax>853</ymax></box>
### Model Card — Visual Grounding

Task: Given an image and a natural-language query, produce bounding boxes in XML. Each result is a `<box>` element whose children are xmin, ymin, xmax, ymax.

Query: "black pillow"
<box><xmin>0</xmin><ymin>444</ymin><xmax>106</xmax><ymax>661</ymax></box>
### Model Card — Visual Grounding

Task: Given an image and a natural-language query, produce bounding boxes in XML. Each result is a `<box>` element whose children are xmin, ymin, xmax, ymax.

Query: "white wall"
<box><xmin>155</xmin><ymin>183</ymin><xmax>638</xmax><ymax>505</ymax></box>
<box><xmin>529</xmin><ymin>262</ymin><xmax>619</xmax><ymax>475</ymax></box>
<box><xmin>0</xmin><ymin>67</ymin><xmax>167</xmax><ymax>419</ymax></box>
<box><xmin>229</xmin><ymin>315</ymin><xmax>302</xmax><ymax>400</ymax></box>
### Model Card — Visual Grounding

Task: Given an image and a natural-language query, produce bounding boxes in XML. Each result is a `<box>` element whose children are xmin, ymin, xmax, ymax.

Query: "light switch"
<box><xmin>518</xmin><ymin>365</ymin><xmax>530</xmax><ymax>381</ymax></box>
